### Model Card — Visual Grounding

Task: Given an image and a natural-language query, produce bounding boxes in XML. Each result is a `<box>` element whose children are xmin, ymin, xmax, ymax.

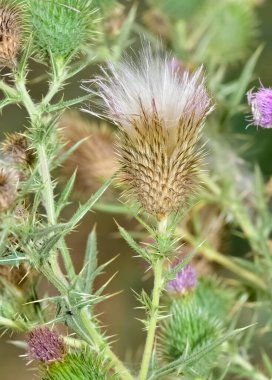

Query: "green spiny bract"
<box><xmin>199</xmin><ymin>0</ymin><xmax>257</xmax><ymax>65</ymax></box>
<box><xmin>28</xmin><ymin>0</ymin><xmax>99</xmax><ymax>62</ymax></box>
<box><xmin>42</xmin><ymin>351</ymin><xmax>117</xmax><ymax>380</ymax></box>
<box><xmin>194</xmin><ymin>276</ymin><xmax>235</xmax><ymax>323</ymax></box>
<box><xmin>159</xmin><ymin>297</ymin><xmax>223</xmax><ymax>379</ymax></box>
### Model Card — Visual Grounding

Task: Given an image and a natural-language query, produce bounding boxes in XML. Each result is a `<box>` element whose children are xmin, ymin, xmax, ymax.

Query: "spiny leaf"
<box><xmin>117</xmin><ymin>223</ymin><xmax>150</xmax><ymax>262</ymax></box>
<box><xmin>68</xmin><ymin>175</ymin><xmax>114</xmax><ymax>228</ymax></box>
<box><xmin>79</xmin><ymin>227</ymin><xmax>98</xmax><ymax>294</ymax></box>
<box><xmin>56</xmin><ymin>171</ymin><xmax>77</xmax><ymax>217</ymax></box>
<box><xmin>153</xmin><ymin>325</ymin><xmax>251</xmax><ymax>379</ymax></box>
<box><xmin>0</xmin><ymin>254</ymin><xmax>28</xmax><ymax>266</ymax></box>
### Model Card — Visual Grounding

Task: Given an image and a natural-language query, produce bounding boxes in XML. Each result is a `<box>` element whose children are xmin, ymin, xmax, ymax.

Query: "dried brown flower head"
<box><xmin>89</xmin><ymin>47</ymin><xmax>213</xmax><ymax>219</ymax></box>
<box><xmin>1</xmin><ymin>133</ymin><xmax>34</xmax><ymax>166</ymax></box>
<box><xmin>60</xmin><ymin>111</ymin><xmax>118</xmax><ymax>198</ymax></box>
<box><xmin>0</xmin><ymin>1</ymin><xmax>23</xmax><ymax>67</ymax></box>
<box><xmin>0</xmin><ymin>166</ymin><xmax>19</xmax><ymax>211</ymax></box>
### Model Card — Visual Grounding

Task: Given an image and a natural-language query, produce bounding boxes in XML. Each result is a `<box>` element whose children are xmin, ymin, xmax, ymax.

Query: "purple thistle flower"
<box><xmin>27</xmin><ymin>327</ymin><xmax>65</xmax><ymax>363</ymax></box>
<box><xmin>247</xmin><ymin>86</ymin><xmax>272</xmax><ymax>129</ymax></box>
<box><xmin>166</xmin><ymin>264</ymin><xmax>197</xmax><ymax>295</ymax></box>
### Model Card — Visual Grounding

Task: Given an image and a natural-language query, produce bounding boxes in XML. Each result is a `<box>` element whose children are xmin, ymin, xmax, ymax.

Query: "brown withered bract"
<box><xmin>0</xmin><ymin>166</ymin><xmax>19</xmax><ymax>211</ymax></box>
<box><xmin>1</xmin><ymin>133</ymin><xmax>34</xmax><ymax>166</ymax></box>
<box><xmin>0</xmin><ymin>2</ymin><xmax>23</xmax><ymax>67</ymax></box>
<box><xmin>60</xmin><ymin>111</ymin><xmax>118</xmax><ymax>199</ymax></box>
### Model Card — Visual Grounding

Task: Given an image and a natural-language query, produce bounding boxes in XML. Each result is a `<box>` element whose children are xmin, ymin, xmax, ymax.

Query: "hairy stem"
<box><xmin>37</xmin><ymin>144</ymin><xmax>76</xmax><ymax>281</ymax></box>
<box><xmin>139</xmin><ymin>218</ymin><xmax>167</xmax><ymax>380</ymax></box>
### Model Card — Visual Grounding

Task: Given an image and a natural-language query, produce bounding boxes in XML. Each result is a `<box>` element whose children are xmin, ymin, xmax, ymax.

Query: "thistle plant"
<box><xmin>0</xmin><ymin>1</ymin><xmax>272</xmax><ymax>380</ymax></box>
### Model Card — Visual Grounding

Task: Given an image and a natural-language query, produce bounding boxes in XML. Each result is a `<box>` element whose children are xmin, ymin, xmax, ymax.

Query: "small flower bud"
<box><xmin>27</xmin><ymin>327</ymin><xmax>65</xmax><ymax>363</ymax></box>
<box><xmin>247</xmin><ymin>86</ymin><xmax>272</xmax><ymax>129</ymax></box>
<box><xmin>166</xmin><ymin>264</ymin><xmax>197</xmax><ymax>295</ymax></box>
<box><xmin>0</xmin><ymin>1</ymin><xmax>23</xmax><ymax>67</ymax></box>
<box><xmin>29</xmin><ymin>0</ymin><xmax>98</xmax><ymax>61</ymax></box>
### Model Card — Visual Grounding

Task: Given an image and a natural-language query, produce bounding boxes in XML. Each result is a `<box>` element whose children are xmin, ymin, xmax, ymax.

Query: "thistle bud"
<box><xmin>42</xmin><ymin>351</ymin><xmax>116</xmax><ymax>380</ymax></box>
<box><xmin>29</xmin><ymin>0</ymin><xmax>98</xmax><ymax>61</ymax></box>
<box><xmin>0</xmin><ymin>166</ymin><xmax>19</xmax><ymax>211</ymax></box>
<box><xmin>60</xmin><ymin>111</ymin><xmax>118</xmax><ymax>198</ymax></box>
<box><xmin>0</xmin><ymin>1</ymin><xmax>24</xmax><ymax>67</ymax></box>
<box><xmin>27</xmin><ymin>327</ymin><xmax>65</xmax><ymax>363</ymax></box>
<box><xmin>89</xmin><ymin>46</ymin><xmax>213</xmax><ymax>219</ymax></box>
<box><xmin>1</xmin><ymin>133</ymin><xmax>34</xmax><ymax>166</ymax></box>
<box><xmin>247</xmin><ymin>86</ymin><xmax>272</xmax><ymax>129</ymax></box>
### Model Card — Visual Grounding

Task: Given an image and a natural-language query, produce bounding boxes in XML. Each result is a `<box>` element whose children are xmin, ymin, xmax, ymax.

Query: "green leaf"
<box><xmin>68</xmin><ymin>175</ymin><xmax>114</xmax><ymax>229</ymax></box>
<box><xmin>0</xmin><ymin>254</ymin><xmax>28</xmax><ymax>266</ymax></box>
<box><xmin>117</xmin><ymin>223</ymin><xmax>150</xmax><ymax>262</ymax></box>
<box><xmin>53</xmin><ymin>137</ymin><xmax>90</xmax><ymax>168</ymax></box>
<box><xmin>166</xmin><ymin>247</ymin><xmax>198</xmax><ymax>282</ymax></box>
<box><xmin>46</xmin><ymin>94</ymin><xmax>93</xmax><ymax>113</ymax></box>
<box><xmin>93</xmin><ymin>202</ymin><xmax>131</xmax><ymax>215</ymax></box>
<box><xmin>56</xmin><ymin>171</ymin><xmax>77</xmax><ymax>217</ymax></box>
<box><xmin>152</xmin><ymin>326</ymin><xmax>251</xmax><ymax>379</ymax></box>
<box><xmin>15</xmin><ymin>35</ymin><xmax>33</xmax><ymax>79</ymax></box>
<box><xmin>80</xmin><ymin>227</ymin><xmax>98</xmax><ymax>294</ymax></box>
<box><xmin>230</xmin><ymin>45</ymin><xmax>263</xmax><ymax>108</ymax></box>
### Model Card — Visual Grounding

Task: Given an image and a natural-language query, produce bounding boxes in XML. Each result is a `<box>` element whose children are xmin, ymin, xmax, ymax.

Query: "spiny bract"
<box><xmin>0</xmin><ymin>0</ymin><xmax>26</xmax><ymax>66</ymax></box>
<box><xmin>29</xmin><ymin>0</ymin><xmax>98</xmax><ymax>61</ymax></box>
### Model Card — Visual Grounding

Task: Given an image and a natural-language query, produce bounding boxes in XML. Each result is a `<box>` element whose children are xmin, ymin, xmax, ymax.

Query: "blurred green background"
<box><xmin>0</xmin><ymin>0</ymin><xmax>272</xmax><ymax>379</ymax></box>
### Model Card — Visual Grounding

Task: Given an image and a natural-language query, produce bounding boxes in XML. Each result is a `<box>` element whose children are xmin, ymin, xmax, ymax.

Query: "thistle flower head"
<box><xmin>30</xmin><ymin>0</ymin><xmax>98</xmax><ymax>61</ymax></box>
<box><xmin>247</xmin><ymin>86</ymin><xmax>272</xmax><ymax>128</ymax></box>
<box><xmin>166</xmin><ymin>264</ymin><xmax>197</xmax><ymax>295</ymax></box>
<box><xmin>0</xmin><ymin>1</ymin><xmax>24</xmax><ymax>67</ymax></box>
<box><xmin>27</xmin><ymin>327</ymin><xmax>65</xmax><ymax>363</ymax></box>
<box><xmin>89</xmin><ymin>46</ymin><xmax>213</xmax><ymax>219</ymax></box>
<box><xmin>0</xmin><ymin>166</ymin><xmax>19</xmax><ymax>211</ymax></box>
<box><xmin>42</xmin><ymin>351</ymin><xmax>116</xmax><ymax>380</ymax></box>
<box><xmin>1</xmin><ymin>133</ymin><xmax>34</xmax><ymax>166</ymax></box>
<box><xmin>60</xmin><ymin>111</ymin><xmax>118</xmax><ymax>198</ymax></box>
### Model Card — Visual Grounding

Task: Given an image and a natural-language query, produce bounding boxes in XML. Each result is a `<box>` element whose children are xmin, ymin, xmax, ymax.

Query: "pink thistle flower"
<box><xmin>247</xmin><ymin>86</ymin><xmax>272</xmax><ymax>129</ymax></box>
<box><xmin>166</xmin><ymin>264</ymin><xmax>197</xmax><ymax>295</ymax></box>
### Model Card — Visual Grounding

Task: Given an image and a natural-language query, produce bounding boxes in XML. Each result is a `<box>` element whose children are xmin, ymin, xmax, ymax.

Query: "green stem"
<box><xmin>139</xmin><ymin>219</ymin><xmax>166</xmax><ymax>380</ymax></box>
<box><xmin>181</xmin><ymin>230</ymin><xmax>266</xmax><ymax>290</ymax></box>
<box><xmin>37</xmin><ymin>144</ymin><xmax>76</xmax><ymax>281</ymax></box>
<box><xmin>15</xmin><ymin>79</ymin><xmax>37</xmax><ymax>121</ymax></box>
<box><xmin>37</xmin><ymin>144</ymin><xmax>56</xmax><ymax>225</ymax></box>
<box><xmin>78</xmin><ymin>309</ymin><xmax>134</xmax><ymax>380</ymax></box>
